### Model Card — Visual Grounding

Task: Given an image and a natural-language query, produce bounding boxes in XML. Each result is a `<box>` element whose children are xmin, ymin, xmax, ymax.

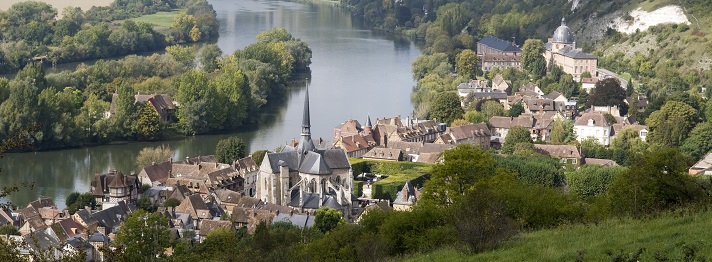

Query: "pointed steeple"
<box><xmin>364</xmin><ymin>114</ymin><xmax>373</xmax><ymax>136</ymax></box>
<box><xmin>366</xmin><ymin>114</ymin><xmax>372</xmax><ymax>127</ymax></box>
<box><xmin>297</xmin><ymin>83</ymin><xmax>315</xmax><ymax>164</ymax></box>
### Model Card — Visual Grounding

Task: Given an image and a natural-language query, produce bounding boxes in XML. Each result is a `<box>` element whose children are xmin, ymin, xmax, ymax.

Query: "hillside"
<box><xmin>402</xmin><ymin>209</ymin><xmax>712</xmax><ymax>261</ymax></box>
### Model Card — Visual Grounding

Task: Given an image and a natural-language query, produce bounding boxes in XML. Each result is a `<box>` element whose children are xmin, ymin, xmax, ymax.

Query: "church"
<box><xmin>544</xmin><ymin>18</ymin><xmax>598</xmax><ymax>81</ymax></box>
<box><xmin>256</xmin><ymin>87</ymin><xmax>355</xmax><ymax>218</ymax></box>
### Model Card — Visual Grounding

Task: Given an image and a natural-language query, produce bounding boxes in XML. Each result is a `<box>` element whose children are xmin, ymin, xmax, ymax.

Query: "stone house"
<box><xmin>434</xmin><ymin>123</ymin><xmax>491</xmax><ymax>150</ymax></box>
<box><xmin>197</xmin><ymin>220</ymin><xmax>233</xmax><ymax>243</ymax></box>
<box><xmin>91</xmin><ymin>170</ymin><xmax>140</xmax><ymax>205</ymax></box>
<box><xmin>362</xmin><ymin>148</ymin><xmax>403</xmax><ymax>162</ymax></box>
<box><xmin>477</xmin><ymin>36</ymin><xmax>522</xmax><ymax>71</ymax></box>
<box><xmin>532</xmin><ymin>144</ymin><xmax>581</xmax><ymax>165</ymax></box>
<box><xmin>544</xmin><ymin>18</ymin><xmax>598</xmax><ymax>81</ymax></box>
<box><xmin>491</xmin><ymin>74</ymin><xmax>511</xmax><ymax>94</ymax></box>
<box><xmin>392</xmin><ymin>182</ymin><xmax>420</xmax><ymax>211</ymax></box>
<box><xmin>574</xmin><ymin>111</ymin><xmax>613</xmax><ymax>145</ymax></box>
<box><xmin>235</xmin><ymin>157</ymin><xmax>259</xmax><ymax>197</ymax></box>
<box><xmin>581</xmin><ymin>78</ymin><xmax>598</xmax><ymax>93</ymax></box>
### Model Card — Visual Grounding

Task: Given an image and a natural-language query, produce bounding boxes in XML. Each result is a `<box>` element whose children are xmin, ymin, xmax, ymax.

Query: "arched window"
<box><xmin>335</xmin><ymin>176</ymin><xmax>341</xmax><ymax>185</ymax></box>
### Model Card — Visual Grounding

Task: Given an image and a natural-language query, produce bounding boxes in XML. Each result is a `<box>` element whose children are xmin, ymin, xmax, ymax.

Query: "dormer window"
<box><xmin>588</xmin><ymin>119</ymin><xmax>594</xmax><ymax>126</ymax></box>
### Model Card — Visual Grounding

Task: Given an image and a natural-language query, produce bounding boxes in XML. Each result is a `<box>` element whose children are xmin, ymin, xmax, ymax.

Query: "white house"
<box><xmin>574</xmin><ymin>111</ymin><xmax>612</xmax><ymax>145</ymax></box>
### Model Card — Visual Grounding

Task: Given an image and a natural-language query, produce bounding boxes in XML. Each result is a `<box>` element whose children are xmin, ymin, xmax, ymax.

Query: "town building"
<box><xmin>477</xmin><ymin>36</ymin><xmax>522</xmax><ymax>71</ymax></box>
<box><xmin>689</xmin><ymin>152</ymin><xmax>712</xmax><ymax>175</ymax></box>
<box><xmin>574</xmin><ymin>111</ymin><xmax>613</xmax><ymax>145</ymax></box>
<box><xmin>532</xmin><ymin>144</ymin><xmax>581</xmax><ymax>165</ymax></box>
<box><xmin>91</xmin><ymin>170</ymin><xmax>140</xmax><ymax>206</ymax></box>
<box><xmin>434</xmin><ymin>123</ymin><xmax>491</xmax><ymax>150</ymax></box>
<box><xmin>544</xmin><ymin>18</ymin><xmax>598</xmax><ymax>81</ymax></box>
<box><xmin>107</xmin><ymin>93</ymin><xmax>177</xmax><ymax>122</ymax></box>
<box><xmin>256</xmin><ymin>88</ymin><xmax>355</xmax><ymax>218</ymax></box>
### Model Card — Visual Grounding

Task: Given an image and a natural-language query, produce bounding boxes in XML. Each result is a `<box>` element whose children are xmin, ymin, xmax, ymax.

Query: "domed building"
<box><xmin>544</xmin><ymin>18</ymin><xmax>597</xmax><ymax>81</ymax></box>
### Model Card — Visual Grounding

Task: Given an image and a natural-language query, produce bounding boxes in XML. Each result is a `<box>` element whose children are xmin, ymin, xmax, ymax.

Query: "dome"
<box><xmin>552</xmin><ymin>18</ymin><xmax>574</xmax><ymax>44</ymax></box>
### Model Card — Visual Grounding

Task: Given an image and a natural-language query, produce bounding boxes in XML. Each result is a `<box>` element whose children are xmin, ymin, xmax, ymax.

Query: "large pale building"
<box><xmin>257</xmin><ymin>88</ymin><xmax>354</xmax><ymax>217</ymax></box>
<box><xmin>544</xmin><ymin>18</ymin><xmax>597</xmax><ymax>81</ymax></box>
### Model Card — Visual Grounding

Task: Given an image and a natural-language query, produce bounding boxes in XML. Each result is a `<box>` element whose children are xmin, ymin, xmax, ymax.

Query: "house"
<box><xmin>574</xmin><ymin>111</ymin><xmax>613</xmax><ymax>145</ymax></box>
<box><xmin>0</xmin><ymin>208</ymin><xmax>19</xmax><ymax>227</ymax></box>
<box><xmin>212</xmin><ymin>189</ymin><xmax>244</xmax><ymax>215</ymax></box>
<box><xmin>386</xmin><ymin>141</ymin><xmax>425</xmax><ymax>161</ymax></box>
<box><xmin>333</xmin><ymin>119</ymin><xmax>363</xmax><ymax>142</ymax></box>
<box><xmin>584</xmin><ymin>158</ymin><xmax>618</xmax><ymax>167</ymax></box>
<box><xmin>477</xmin><ymin>35</ymin><xmax>521</xmax><ymax>56</ymax></box>
<box><xmin>91</xmin><ymin>170</ymin><xmax>140</xmax><ymax>206</ymax></box>
<box><xmin>544</xmin><ymin>18</ymin><xmax>598</xmax><ymax>81</ymax></box>
<box><xmin>458</xmin><ymin>90</ymin><xmax>508</xmax><ymax>108</ymax></box>
<box><xmin>689</xmin><ymin>152</ymin><xmax>712</xmax><ymax>175</ymax></box>
<box><xmin>434</xmin><ymin>123</ymin><xmax>491</xmax><ymax>150</ymax></box>
<box><xmin>532</xmin><ymin>144</ymin><xmax>581</xmax><ymax>165</ymax></box>
<box><xmin>625</xmin><ymin>95</ymin><xmax>648</xmax><ymax>112</ymax></box>
<box><xmin>21</xmin><ymin>228</ymin><xmax>62</xmax><ymax>260</ymax></box>
<box><xmin>272</xmin><ymin>212</ymin><xmax>315</xmax><ymax>229</ymax></box>
<box><xmin>362</xmin><ymin>148</ymin><xmax>403</xmax><ymax>162</ymax></box>
<box><xmin>62</xmin><ymin>235</ymin><xmax>94</xmax><ymax>261</ymax></box>
<box><xmin>491</xmin><ymin>74</ymin><xmax>511</xmax><ymax>94</ymax></box>
<box><xmin>581</xmin><ymin>78</ymin><xmax>598</xmax><ymax>93</ymax></box>
<box><xmin>519</xmin><ymin>82</ymin><xmax>544</xmax><ymax>97</ymax></box>
<box><xmin>87</xmin><ymin>232</ymin><xmax>110</xmax><ymax>261</ymax></box>
<box><xmin>52</xmin><ymin>218</ymin><xmax>87</xmax><ymax>242</ymax></box>
<box><xmin>392</xmin><ymin>182</ymin><xmax>420</xmax><ymax>211</ymax></box>
<box><xmin>197</xmin><ymin>220</ymin><xmax>233</xmax><ymax>243</ymax></box>
<box><xmin>165</xmin><ymin>161</ymin><xmax>244</xmax><ymax>195</ymax></box>
<box><xmin>91</xmin><ymin>200</ymin><xmax>133</xmax><ymax>235</ymax></box>
<box><xmin>522</xmin><ymin>98</ymin><xmax>565</xmax><ymax>114</ymax></box>
<box><xmin>370</xmin><ymin>115</ymin><xmax>445</xmax><ymax>146</ymax></box>
<box><xmin>72</xmin><ymin>209</ymin><xmax>99</xmax><ymax>232</ymax></box>
<box><xmin>175</xmin><ymin>194</ymin><xmax>213</xmax><ymax>227</ymax></box>
<box><xmin>544</xmin><ymin>91</ymin><xmax>568</xmax><ymax>103</ymax></box>
<box><xmin>489</xmin><ymin>115</ymin><xmax>535</xmax><ymax>143</ymax></box>
<box><xmin>17</xmin><ymin>207</ymin><xmax>47</xmax><ymax>235</ymax></box>
<box><xmin>107</xmin><ymin>93</ymin><xmax>177</xmax><ymax>122</ymax></box>
<box><xmin>138</xmin><ymin>161</ymin><xmax>173</xmax><ymax>186</ymax></box>
<box><xmin>235</xmin><ymin>157</ymin><xmax>259</xmax><ymax>197</ymax></box>
<box><xmin>612</xmin><ymin>123</ymin><xmax>648</xmax><ymax>142</ymax></box>
<box><xmin>481</xmin><ymin>53</ymin><xmax>521</xmax><ymax>71</ymax></box>
<box><xmin>27</xmin><ymin>198</ymin><xmax>66</xmax><ymax>224</ymax></box>
<box><xmin>334</xmin><ymin>134</ymin><xmax>371</xmax><ymax>158</ymax></box>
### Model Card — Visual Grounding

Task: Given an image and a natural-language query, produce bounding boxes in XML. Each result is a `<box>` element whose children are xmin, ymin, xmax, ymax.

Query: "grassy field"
<box><xmin>0</xmin><ymin>0</ymin><xmax>112</xmax><ymax>13</ymax></box>
<box><xmin>129</xmin><ymin>9</ymin><xmax>185</xmax><ymax>27</ymax></box>
<box><xmin>401</xmin><ymin>209</ymin><xmax>712</xmax><ymax>261</ymax></box>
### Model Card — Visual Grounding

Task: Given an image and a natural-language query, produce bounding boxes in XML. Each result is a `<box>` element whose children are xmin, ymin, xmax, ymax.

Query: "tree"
<box><xmin>256</xmin><ymin>28</ymin><xmax>293</xmax><ymax>43</ymax></box>
<box><xmin>314</xmin><ymin>207</ymin><xmax>343</xmax><ymax>233</ymax></box>
<box><xmin>114</xmin><ymin>209</ymin><xmax>171</xmax><ymax>261</ymax></box>
<box><xmin>215</xmin><ymin>137</ymin><xmax>247</xmax><ymax>164</ymax></box>
<box><xmin>463</xmin><ymin>110</ymin><xmax>486</xmax><ymax>124</ymax></box>
<box><xmin>164</xmin><ymin>198</ymin><xmax>180</xmax><ymax>212</ymax></box>
<box><xmin>199</xmin><ymin>44</ymin><xmax>222</xmax><ymax>72</ymax></box>
<box><xmin>480</xmin><ymin>100</ymin><xmax>505</xmax><ymax>119</ymax></box>
<box><xmin>166</xmin><ymin>45</ymin><xmax>197</xmax><ymax>69</ymax></box>
<box><xmin>610</xmin><ymin>128</ymin><xmax>647</xmax><ymax>153</ymax></box>
<box><xmin>680</xmin><ymin>122</ymin><xmax>712</xmax><ymax>161</ymax></box>
<box><xmin>521</xmin><ymin>39</ymin><xmax>545</xmax><ymax>76</ymax></box>
<box><xmin>647</xmin><ymin>101</ymin><xmax>700</xmax><ymax>147</ymax></box>
<box><xmin>587</xmin><ymin>78</ymin><xmax>627</xmax><ymax>112</ymax></box>
<box><xmin>558</xmin><ymin>74</ymin><xmax>578</xmax><ymax>97</ymax></box>
<box><xmin>455</xmin><ymin>49</ymin><xmax>478</xmax><ymax>79</ymax></box>
<box><xmin>607</xmin><ymin>148</ymin><xmax>704</xmax><ymax>216</ymax></box>
<box><xmin>451</xmin><ymin>119</ymin><xmax>469</xmax><ymax>126</ymax></box>
<box><xmin>508</xmin><ymin>103</ymin><xmax>524</xmax><ymax>117</ymax></box>
<box><xmin>421</xmin><ymin>144</ymin><xmax>496</xmax><ymax>206</ymax></box>
<box><xmin>428</xmin><ymin>92</ymin><xmax>464</xmax><ymax>125</ymax></box>
<box><xmin>502</xmin><ymin>126</ymin><xmax>532</xmax><ymax>154</ymax></box>
<box><xmin>566</xmin><ymin>165</ymin><xmax>625</xmax><ymax>199</ymax></box>
<box><xmin>0</xmin><ymin>224</ymin><xmax>19</xmax><ymax>235</ymax></box>
<box><xmin>135</xmin><ymin>103</ymin><xmax>160</xmax><ymax>141</ymax></box>
<box><xmin>136</xmin><ymin>145</ymin><xmax>174</xmax><ymax>169</ymax></box>
<box><xmin>251</xmin><ymin>150</ymin><xmax>268</xmax><ymax>165</ymax></box>
<box><xmin>549</xmin><ymin>120</ymin><xmax>575</xmax><ymax>144</ymax></box>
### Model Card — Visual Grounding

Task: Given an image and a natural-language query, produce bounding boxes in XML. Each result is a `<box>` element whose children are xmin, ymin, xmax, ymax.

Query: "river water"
<box><xmin>0</xmin><ymin>0</ymin><xmax>421</xmax><ymax>208</ymax></box>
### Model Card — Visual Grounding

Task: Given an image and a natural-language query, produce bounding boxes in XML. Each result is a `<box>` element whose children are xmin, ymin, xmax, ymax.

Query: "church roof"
<box><xmin>552</xmin><ymin>18</ymin><xmax>575</xmax><ymax>44</ymax></box>
<box><xmin>264</xmin><ymin>149</ymin><xmax>349</xmax><ymax>174</ymax></box>
<box><xmin>299</xmin><ymin>151</ymin><xmax>332</xmax><ymax>175</ymax></box>
<box><xmin>478</xmin><ymin>36</ymin><xmax>521</xmax><ymax>53</ymax></box>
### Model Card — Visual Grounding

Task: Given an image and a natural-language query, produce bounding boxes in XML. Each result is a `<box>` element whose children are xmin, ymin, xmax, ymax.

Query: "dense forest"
<box><xmin>0</xmin><ymin>0</ymin><xmax>219</xmax><ymax>73</ymax></box>
<box><xmin>0</xmin><ymin>28</ymin><xmax>311</xmax><ymax>151</ymax></box>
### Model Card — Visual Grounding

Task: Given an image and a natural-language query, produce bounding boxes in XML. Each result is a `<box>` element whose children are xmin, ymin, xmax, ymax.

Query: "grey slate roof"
<box><xmin>272</xmin><ymin>213</ymin><xmax>314</xmax><ymax>229</ymax></box>
<box><xmin>298</xmin><ymin>151</ymin><xmax>332</xmax><ymax>175</ymax></box>
<box><xmin>557</xmin><ymin>46</ymin><xmax>597</xmax><ymax>59</ymax></box>
<box><xmin>265</xmin><ymin>149</ymin><xmax>349</xmax><ymax>175</ymax></box>
<box><xmin>478</xmin><ymin>36</ymin><xmax>521</xmax><ymax>53</ymax></box>
<box><xmin>289</xmin><ymin>190</ymin><xmax>347</xmax><ymax>209</ymax></box>
<box><xmin>552</xmin><ymin>18</ymin><xmax>574</xmax><ymax>43</ymax></box>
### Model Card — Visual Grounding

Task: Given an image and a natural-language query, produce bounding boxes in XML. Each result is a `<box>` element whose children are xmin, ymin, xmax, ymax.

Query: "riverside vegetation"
<box><xmin>0</xmin><ymin>28</ymin><xmax>312</xmax><ymax>151</ymax></box>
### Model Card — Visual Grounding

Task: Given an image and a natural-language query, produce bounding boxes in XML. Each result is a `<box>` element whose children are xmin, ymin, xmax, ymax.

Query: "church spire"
<box><xmin>297</xmin><ymin>82</ymin><xmax>315</xmax><ymax>164</ymax></box>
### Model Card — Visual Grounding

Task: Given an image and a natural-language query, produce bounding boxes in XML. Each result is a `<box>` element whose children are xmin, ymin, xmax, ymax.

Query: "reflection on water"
<box><xmin>0</xmin><ymin>0</ymin><xmax>421</xmax><ymax>208</ymax></box>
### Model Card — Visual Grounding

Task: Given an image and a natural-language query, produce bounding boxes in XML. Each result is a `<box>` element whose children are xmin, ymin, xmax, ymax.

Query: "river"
<box><xmin>0</xmin><ymin>0</ymin><xmax>421</xmax><ymax>209</ymax></box>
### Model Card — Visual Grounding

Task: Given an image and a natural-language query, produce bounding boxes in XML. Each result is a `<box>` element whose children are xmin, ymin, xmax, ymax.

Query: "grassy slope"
<box><xmin>129</xmin><ymin>9</ymin><xmax>185</xmax><ymax>27</ymax></box>
<box><xmin>401</xmin><ymin>209</ymin><xmax>712</xmax><ymax>261</ymax></box>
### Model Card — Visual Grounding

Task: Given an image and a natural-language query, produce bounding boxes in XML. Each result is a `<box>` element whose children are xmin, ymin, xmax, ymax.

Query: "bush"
<box><xmin>566</xmin><ymin>165</ymin><xmax>626</xmax><ymax>199</ymax></box>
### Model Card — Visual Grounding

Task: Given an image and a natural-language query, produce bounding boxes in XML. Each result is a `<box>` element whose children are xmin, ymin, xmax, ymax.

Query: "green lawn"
<box><xmin>129</xmin><ymin>9</ymin><xmax>185</xmax><ymax>27</ymax></box>
<box><xmin>401</xmin><ymin>209</ymin><xmax>712</xmax><ymax>261</ymax></box>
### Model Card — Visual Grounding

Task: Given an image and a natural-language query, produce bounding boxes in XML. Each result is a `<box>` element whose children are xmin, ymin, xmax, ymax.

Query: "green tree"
<box><xmin>566</xmin><ymin>165</ymin><xmax>625</xmax><ymax>199</ymax></box>
<box><xmin>251</xmin><ymin>150</ymin><xmax>269</xmax><ymax>165</ymax></box>
<box><xmin>166</xmin><ymin>45</ymin><xmax>197</xmax><ymax>69</ymax></box>
<box><xmin>314</xmin><ymin>207</ymin><xmax>343</xmax><ymax>233</ymax></box>
<box><xmin>451</xmin><ymin>119</ymin><xmax>469</xmax><ymax>126</ymax></box>
<box><xmin>508</xmin><ymin>103</ymin><xmax>524</xmax><ymax>117</ymax></box>
<box><xmin>680</xmin><ymin>122</ymin><xmax>712</xmax><ymax>161</ymax></box>
<box><xmin>587</xmin><ymin>78</ymin><xmax>627</xmax><ymax>112</ymax></box>
<box><xmin>502</xmin><ymin>126</ymin><xmax>532</xmax><ymax>154</ymax></box>
<box><xmin>212</xmin><ymin>65</ymin><xmax>250</xmax><ymax>130</ymax></box>
<box><xmin>607</xmin><ymin>148</ymin><xmax>704</xmax><ymax>216</ymax></box>
<box><xmin>521</xmin><ymin>39</ymin><xmax>545</xmax><ymax>76</ymax></box>
<box><xmin>136</xmin><ymin>145</ymin><xmax>173</xmax><ymax>169</ymax></box>
<box><xmin>199</xmin><ymin>44</ymin><xmax>222</xmax><ymax>72</ymax></box>
<box><xmin>558</xmin><ymin>74</ymin><xmax>577</xmax><ymax>97</ymax></box>
<box><xmin>135</xmin><ymin>103</ymin><xmax>160</xmax><ymax>141</ymax></box>
<box><xmin>114</xmin><ymin>209</ymin><xmax>171</xmax><ymax>261</ymax></box>
<box><xmin>480</xmin><ymin>100</ymin><xmax>505</xmax><ymax>119</ymax></box>
<box><xmin>455</xmin><ymin>49</ymin><xmax>478</xmax><ymax>79</ymax></box>
<box><xmin>256</xmin><ymin>28</ymin><xmax>293</xmax><ymax>43</ymax></box>
<box><xmin>610</xmin><ymin>128</ymin><xmax>647</xmax><ymax>154</ymax></box>
<box><xmin>163</xmin><ymin>198</ymin><xmax>180</xmax><ymax>212</ymax></box>
<box><xmin>421</xmin><ymin>144</ymin><xmax>496</xmax><ymax>206</ymax></box>
<box><xmin>463</xmin><ymin>110</ymin><xmax>486</xmax><ymax>124</ymax></box>
<box><xmin>647</xmin><ymin>101</ymin><xmax>700</xmax><ymax>147</ymax></box>
<box><xmin>0</xmin><ymin>224</ymin><xmax>19</xmax><ymax>235</ymax></box>
<box><xmin>549</xmin><ymin>120</ymin><xmax>575</xmax><ymax>144</ymax></box>
<box><xmin>411</xmin><ymin>53</ymin><xmax>451</xmax><ymax>81</ymax></box>
<box><xmin>215</xmin><ymin>137</ymin><xmax>247</xmax><ymax>164</ymax></box>
<box><xmin>428</xmin><ymin>92</ymin><xmax>464</xmax><ymax>125</ymax></box>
